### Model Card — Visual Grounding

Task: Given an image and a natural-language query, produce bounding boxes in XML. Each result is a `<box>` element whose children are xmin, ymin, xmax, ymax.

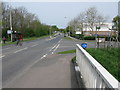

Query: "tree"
<box><xmin>68</xmin><ymin>18</ymin><xmax>79</xmax><ymax>36</ymax></box>
<box><xmin>112</xmin><ymin>16</ymin><xmax>120</xmax><ymax>35</ymax></box>
<box><xmin>68</xmin><ymin>7</ymin><xmax>107</xmax><ymax>37</ymax></box>
<box><xmin>68</xmin><ymin>7</ymin><xmax>108</xmax><ymax>48</ymax></box>
<box><xmin>1</xmin><ymin>2</ymin><xmax>50</xmax><ymax>39</ymax></box>
<box><xmin>85</xmin><ymin>7</ymin><xmax>98</xmax><ymax>32</ymax></box>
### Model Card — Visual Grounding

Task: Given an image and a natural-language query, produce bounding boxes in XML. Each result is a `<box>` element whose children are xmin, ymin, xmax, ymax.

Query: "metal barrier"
<box><xmin>76</xmin><ymin>44</ymin><xmax>119</xmax><ymax>89</ymax></box>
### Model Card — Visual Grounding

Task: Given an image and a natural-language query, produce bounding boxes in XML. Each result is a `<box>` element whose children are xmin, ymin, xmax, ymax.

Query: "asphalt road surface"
<box><xmin>2</xmin><ymin>35</ymin><xmax>96</xmax><ymax>88</ymax></box>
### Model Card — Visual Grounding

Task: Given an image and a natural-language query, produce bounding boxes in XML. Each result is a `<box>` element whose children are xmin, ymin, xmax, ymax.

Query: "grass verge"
<box><xmin>86</xmin><ymin>48</ymin><xmax>120</xmax><ymax>82</ymax></box>
<box><xmin>1</xmin><ymin>35</ymin><xmax>50</xmax><ymax>46</ymax></box>
<box><xmin>57</xmin><ymin>49</ymin><xmax>76</xmax><ymax>54</ymax></box>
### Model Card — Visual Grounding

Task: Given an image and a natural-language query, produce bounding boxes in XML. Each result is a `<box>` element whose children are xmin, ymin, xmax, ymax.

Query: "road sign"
<box><xmin>81</xmin><ymin>43</ymin><xmax>87</xmax><ymax>49</ymax></box>
<box><xmin>7</xmin><ymin>30</ymin><xmax>12</xmax><ymax>34</ymax></box>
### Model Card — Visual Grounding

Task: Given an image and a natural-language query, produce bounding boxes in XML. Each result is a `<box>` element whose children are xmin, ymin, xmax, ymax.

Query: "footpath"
<box><xmin>6</xmin><ymin>53</ymin><xmax>79</xmax><ymax>88</ymax></box>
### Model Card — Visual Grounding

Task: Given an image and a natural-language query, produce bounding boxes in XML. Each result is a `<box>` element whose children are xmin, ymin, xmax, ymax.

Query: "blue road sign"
<box><xmin>81</xmin><ymin>43</ymin><xmax>87</xmax><ymax>49</ymax></box>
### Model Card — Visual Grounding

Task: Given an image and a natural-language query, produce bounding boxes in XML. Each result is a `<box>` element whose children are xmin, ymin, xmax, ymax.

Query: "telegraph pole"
<box><xmin>10</xmin><ymin>3</ymin><xmax>13</xmax><ymax>42</ymax></box>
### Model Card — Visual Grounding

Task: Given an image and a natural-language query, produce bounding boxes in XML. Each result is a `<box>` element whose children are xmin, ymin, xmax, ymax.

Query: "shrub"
<box><xmin>71</xmin><ymin>56</ymin><xmax>76</xmax><ymax>63</ymax></box>
<box><xmin>70</xmin><ymin>34</ymin><xmax>84</xmax><ymax>39</ymax></box>
<box><xmin>84</xmin><ymin>36</ymin><xmax>95</xmax><ymax>40</ymax></box>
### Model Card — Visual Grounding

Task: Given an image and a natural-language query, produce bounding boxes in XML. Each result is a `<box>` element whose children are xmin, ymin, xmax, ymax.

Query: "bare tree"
<box><xmin>85</xmin><ymin>7</ymin><xmax>98</xmax><ymax>32</ymax></box>
<box><xmin>76</xmin><ymin>12</ymin><xmax>86</xmax><ymax>34</ymax></box>
<box><xmin>68</xmin><ymin>6</ymin><xmax>108</xmax><ymax>48</ymax></box>
<box><xmin>68</xmin><ymin>18</ymin><xmax>78</xmax><ymax>35</ymax></box>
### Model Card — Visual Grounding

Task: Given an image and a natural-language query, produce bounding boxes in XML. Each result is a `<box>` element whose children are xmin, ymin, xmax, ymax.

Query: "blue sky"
<box><xmin>10</xmin><ymin>2</ymin><xmax>118</xmax><ymax>28</ymax></box>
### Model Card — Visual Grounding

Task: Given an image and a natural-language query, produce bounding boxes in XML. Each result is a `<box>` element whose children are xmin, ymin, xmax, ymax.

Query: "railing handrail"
<box><xmin>76</xmin><ymin>44</ymin><xmax>119</xmax><ymax>89</ymax></box>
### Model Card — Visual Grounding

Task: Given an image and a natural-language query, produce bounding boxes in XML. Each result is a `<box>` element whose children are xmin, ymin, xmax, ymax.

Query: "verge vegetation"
<box><xmin>86</xmin><ymin>48</ymin><xmax>120</xmax><ymax>82</ymax></box>
<box><xmin>57</xmin><ymin>49</ymin><xmax>76</xmax><ymax>54</ymax></box>
<box><xmin>1</xmin><ymin>35</ymin><xmax>49</xmax><ymax>46</ymax></box>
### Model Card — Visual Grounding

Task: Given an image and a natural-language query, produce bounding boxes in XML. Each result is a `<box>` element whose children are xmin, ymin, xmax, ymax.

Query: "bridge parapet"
<box><xmin>76</xmin><ymin>44</ymin><xmax>119</xmax><ymax>89</ymax></box>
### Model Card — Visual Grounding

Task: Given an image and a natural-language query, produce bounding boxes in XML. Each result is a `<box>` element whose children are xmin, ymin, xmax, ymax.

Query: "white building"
<box><xmin>76</xmin><ymin>23</ymin><xmax>117</xmax><ymax>36</ymax></box>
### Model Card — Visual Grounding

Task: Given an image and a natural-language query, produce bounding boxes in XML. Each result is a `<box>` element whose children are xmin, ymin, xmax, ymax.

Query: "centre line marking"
<box><xmin>14</xmin><ymin>47</ymin><xmax>28</xmax><ymax>53</ymax></box>
<box><xmin>52</xmin><ymin>44</ymin><xmax>60</xmax><ymax>54</ymax></box>
<box><xmin>49</xmin><ymin>39</ymin><xmax>62</xmax><ymax>52</ymax></box>
<box><xmin>40</xmin><ymin>54</ymin><xmax>47</xmax><ymax>59</ymax></box>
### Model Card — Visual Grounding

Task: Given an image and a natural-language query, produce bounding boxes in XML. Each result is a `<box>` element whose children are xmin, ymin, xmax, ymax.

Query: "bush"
<box><xmin>118</xmin><ymin>35</ymin><xmax>120</xmax><ymax>41</ymax></box>
<box><xmin>70</xmin><ymin>34</ymin><xmax>84</xmax><ymax>39</ymax></box>
<box><xmin>71</xmin><ymin>56</ymin><xmax>76</xmax><ymax>63</ymax></box>
<box><xmin>70</xmin><ymin>33</ymin><xmax>75</xmax><ymax>37</ymax></box>
<box><xmin>84</xmin><ymin>36</ymin><xmax>95</xmax><ymax>40</ymax></box>
<box><xmin>23</xmin><ymin>28</ymin><xmax>35</xmax><ymax>37</ymax></box>
<box><xmin>86</xmin><ymin>48</ymin><xmax>120</xmax><ymax>82</ymax></box>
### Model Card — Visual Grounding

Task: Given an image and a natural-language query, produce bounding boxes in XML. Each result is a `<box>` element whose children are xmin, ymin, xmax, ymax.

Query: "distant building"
<box><xmin>75</xmin><ymin>23</ymin><xmax>117</xmax><ymax>36</ymax></box>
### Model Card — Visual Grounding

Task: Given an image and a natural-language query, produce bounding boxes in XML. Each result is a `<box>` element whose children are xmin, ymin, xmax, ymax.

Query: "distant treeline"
<box><xmin>1</xmin><ymin>2</ymin><xmax>59</xmax><ymax>39</ymax></box>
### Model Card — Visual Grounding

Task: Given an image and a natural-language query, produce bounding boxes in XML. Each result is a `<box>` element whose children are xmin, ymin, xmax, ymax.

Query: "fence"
<box><xmin>76</xmin><ymin>44</ymin><xmax>119</xmax><ymax>89</ymax></box>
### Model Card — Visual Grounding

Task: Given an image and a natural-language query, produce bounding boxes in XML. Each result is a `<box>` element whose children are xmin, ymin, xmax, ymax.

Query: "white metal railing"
<box><xmin>76</xmin><ymin>44</ymin><xmax>119</xmax><ymax>89</ymax></box>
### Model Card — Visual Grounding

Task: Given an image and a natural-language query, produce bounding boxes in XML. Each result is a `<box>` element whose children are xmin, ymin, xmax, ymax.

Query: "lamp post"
<box><xmin>64</xmin><ymin>16</ymin><xmax>70</xmax><ymax>36</ymax></box>
<box><xmin>64</xmin><ymin>17</ymin><xmax>67</xmax><ymax>37</ymax></box>
<box><xmin>49</xmin><ymin>25</ymin><xmax>52</xmax><ymax>39</ymax></box>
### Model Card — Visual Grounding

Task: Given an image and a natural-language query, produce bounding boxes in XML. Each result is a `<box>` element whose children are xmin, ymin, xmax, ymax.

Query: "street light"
<box><xmin>49</xmin><ymin>26</ymin><xmax>52</xmax><ymax>39</ymax></box>
<box><xmin>64</xmin><ymin>17</ymin><xmax>67</xmax><ymax>37</ymax></box>
<box><xmin>64</xmin><ymin>16</ymin><xmax>70</xmax><ymax>36</ymax></box>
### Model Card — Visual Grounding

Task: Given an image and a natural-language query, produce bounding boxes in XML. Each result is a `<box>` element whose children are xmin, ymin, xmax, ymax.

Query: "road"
<box><xmin>2</xmin><ymin>35</ymin><xmax>96</xmax><ymax>88</ymax></box>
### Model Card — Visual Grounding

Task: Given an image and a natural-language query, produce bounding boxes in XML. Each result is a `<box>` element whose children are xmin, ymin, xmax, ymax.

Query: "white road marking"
<box><xmin>49</xmin><ymin>39</ymin><xmax>62</xmax><ymax>52</ymax></box>
<box><xmin>52</xmin><ymin>44</ymin><xmax>57</xmax><ymax>50</ymax></box>
<box><xmin>58</xmin><ymin>39</ymin><xmax>62</xmax><ymax>43</ymax></box>
<box><xmin>0</xmin><ymin>55</ymin><xmax>5</xmax><ymax>58</ymax></box>
<box><xmin>49</xmin><ymin>44</ymin><xmax>57</xmax><ymax>52</ymax></box>
<box><xmin>40</xmin><ymin>56</ymin><xmax>44</xmax><ymax>59</ymax></box>
<box><xmin>2</xmin><ymin>48</ymin><xmax>10</xmax><ymax>50</ymax></box>
<box><xmin>31</xmin><ymin>44</ymin><xmax>38</xmax><ymax>47</ymax></box>
<box><xmin>51</xmin><ymin>44</ymin><xmax>60</xmax><ymax>55</ymax></box>
<box><xmin>14</xmin><ymin>47</ymin><xmax>28</xmax><ymax>53</ymax></box>
<box><xmin>43</xmin><ymin>54</ymin><xmax>47</xmax><ymax>57</ymax></box>
<box><xmin>40</xmin><ymin>54</ymin><xmax>47</xmax><ymax>59</ymax></box>
<box><xmin>52</xmin><ymin>52</ymin><xmax>54</xmax><ymax>54</ymax></box>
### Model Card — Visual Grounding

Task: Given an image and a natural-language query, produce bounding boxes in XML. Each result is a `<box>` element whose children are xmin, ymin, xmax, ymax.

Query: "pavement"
<box><xmin>6</xmin><ymin>54</ymin><xmax>78</xmax><ymax>88</ymax></box>
<box><xmin>2</xmin><ymin>35</ymin><xmax>96</xmax><ymax>88</ymax></box>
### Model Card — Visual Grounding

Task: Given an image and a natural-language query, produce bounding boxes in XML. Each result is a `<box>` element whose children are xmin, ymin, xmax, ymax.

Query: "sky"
<box><xmin>6</xmin><ymin>1</ymin><xmax>119</xmax><ymax>28</ymax></box>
